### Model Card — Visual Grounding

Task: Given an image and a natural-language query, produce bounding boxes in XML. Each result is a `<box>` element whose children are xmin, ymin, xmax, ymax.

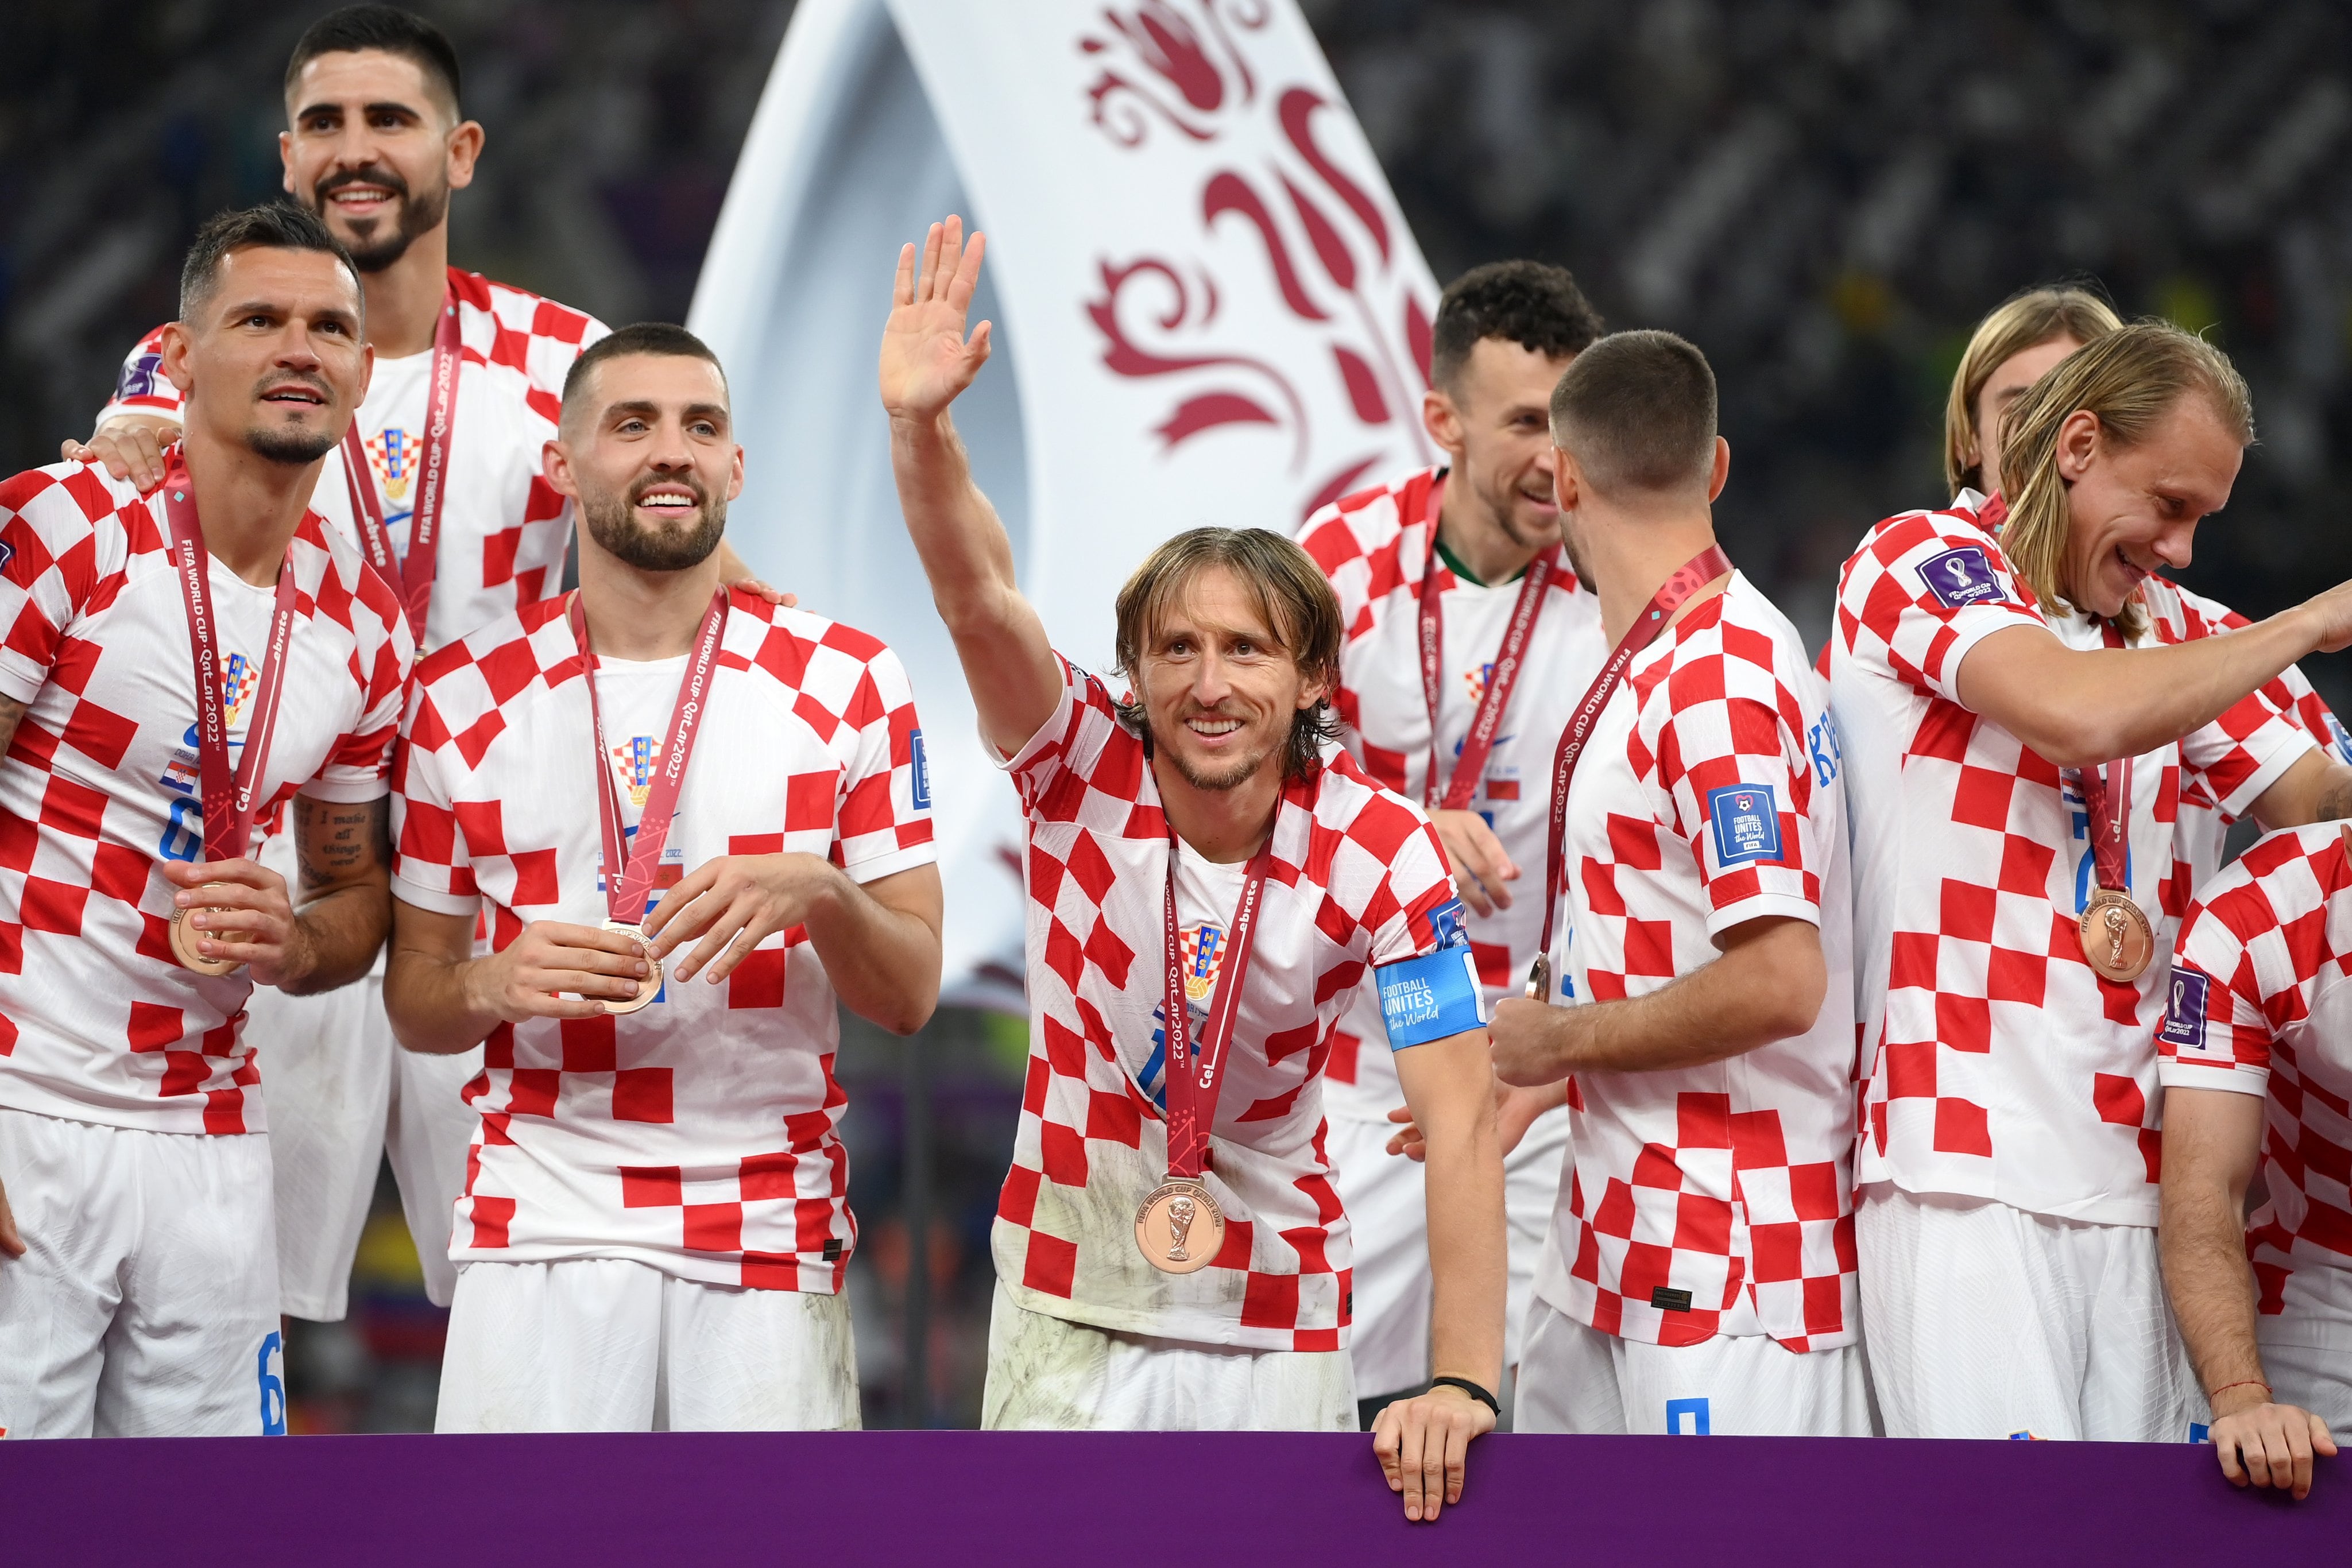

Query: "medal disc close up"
<box><xmin>2077</xmin><ymin>891</ymin><xmax>2153</xmax><ymax>984</ymax></box>
<box><xmin>599</xmin><ymin>919</ymin><xmax>663</xmax><ymax>1015</ymax></box>
<box><xmin>1134</xmin><ymin>1179</ymin><xmax>1224</xmax><ymax>1274</ymax></box>
<box><xmin>168</xmin><ymin>885</ymin><xmax>247</xmax><ymax>976</ymax></box>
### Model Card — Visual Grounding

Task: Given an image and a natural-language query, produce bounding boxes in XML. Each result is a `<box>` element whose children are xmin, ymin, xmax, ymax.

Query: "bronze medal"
<box><xmin>1524</xmin><ymin>951</ymin><xmax>1550</xmax><ymax>1002</ymax></box>
<box><xmin>1135</xmin><ymin>1178</ymin><xmax>1225</xmax><ymax>1274</ymax></box>
<box><xmin>598</xmin><ymin>919</ymin><xmax>662</xmax><ymax>1015</ymax></box>
<box><xmin>2078</xmin><ymin>888</ymin><xmax>2153</xmax><ymax>984</ymax></box>
<box><xmin>168</xmin><ymin>883</ymin><xmax>247</xmax><ymax>976</ymax></box>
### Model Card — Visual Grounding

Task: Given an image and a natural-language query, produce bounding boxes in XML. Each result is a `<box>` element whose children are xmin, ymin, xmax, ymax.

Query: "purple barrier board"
<box><xmin>3</xmin><ymin>1430</ymin><xmax>2340</xmax><ymax>1565</ymax></box>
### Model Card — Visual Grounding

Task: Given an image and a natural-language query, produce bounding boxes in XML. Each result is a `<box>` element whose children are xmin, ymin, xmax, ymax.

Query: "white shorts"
<box><xmin>249</xmin><ymin>970</ymin><xmax>389</xmax><ymax>1321</ymax></box>
<box><xmin>1327</xmin><ymin>1104</ymin><xmax>1570</xmax><ymax>1397</ymax></box>
<box><xmin>1515</xmin><ymin>1299</ymin><xmax>1871</xmax><ymax>1435</ymax></box>
<box><xmin>386</xmin><ymin>1043</ymin><xmax>482</xmax><ymax>1309</ymax></box>
<box><xmin>0</xmin><ymin>1106</ymin><xmax>283</xmax><ymax>1438</ymax></box>
<box><xmin>435</xmin><ymin>1257</ymin><xmax>859</xmax><ymax>1432</ymax></box>
<box><xmin>1856</xmin><ymin>1184</ymin><xmax>2203</xmax><ymax>1441</ymax></box>
<box><xmin>980</xmin><ymin>1280</ymin><xmax>1355</xmax><ymax>1431</ymax></box>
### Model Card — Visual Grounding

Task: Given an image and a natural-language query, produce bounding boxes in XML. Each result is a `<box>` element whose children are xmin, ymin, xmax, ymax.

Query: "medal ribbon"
<box><xmin>1414</xmin><ymin>471</ymin><xmax>1560</xmax><ymax>811</ymax></box>
<box><xmin>1159</xmin><ymin>779</ymin><xmax>1302</xmax><ymax>1182</ymax></box>
<box><xmin>572</xmin><ymin>589</ymin><xmax>730</xmax><ymax>924</ymax></box>
<box><xmin>339</xmin><ymin>285</ymin><xmax>462</xmax><ymax>634</ymax></box>
<box><xmin>1533</xmin><ymin>545</ymin><xmax>1735</xmax><ymax>959</ymax></box>
<box><xmin>2077</xmin><ymin>754</ymin><xmax>2133</xmax><ymax>897</ymax></box>
<box><xmin>162</xmin><ymin>460</ymin><xmax>301</xmax><ymax>862</ymax></box>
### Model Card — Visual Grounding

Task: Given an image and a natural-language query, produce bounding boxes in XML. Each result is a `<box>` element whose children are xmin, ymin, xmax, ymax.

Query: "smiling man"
<box><xmin>1828</xmin><ymin>319</ymin><xmax>2352</xmax><ymax>1441</ymax></box>
<box><xmin>0</xmin><ymin>205</ymin><xmax>412</xmax><ymax>1437</ymax></box>
<box><xmin>60</xmin><ymin>6</ymin><xmax>774</xmax><ymax>1330</ymax></box>
<box><xmin>381</xmin><ymin>324</ymin><xmax>941</xmax><ymax>1431</ymax></box>
<box><xmin>1297</xmin><ymin>261</ymin><xmax>1607</xmax><ymax>1423</ymax></box>
<box><xmin>882</xmin><ymin>218</ymin><xmax>1505</xmax><ymax>1523</ymax></box>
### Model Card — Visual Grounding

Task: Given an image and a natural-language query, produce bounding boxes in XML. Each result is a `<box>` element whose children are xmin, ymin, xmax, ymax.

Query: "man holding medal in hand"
<box><xmin>0</xmin><ymin>204</ymin><xmax>413</xmax><ymax>1438</ymax></box>
<box><xmin>882</xmin><ymin>218</ymin><xmax>1504</xmax><ymax>1521</ymax></box>
<box><xmin>382</xmin><ymin>324</ymin><xmax>941</xmax><ymax>1432</ymax></box>
<box><xmin>1485</xmin><ymin>332</ymin><xmax>1870</xmax><ymax>1437</ymax></box>
<box><xmin>1828</xmin><ymin>320</ymin><xmax>2352</xmax><ymax>1442</ymax></box>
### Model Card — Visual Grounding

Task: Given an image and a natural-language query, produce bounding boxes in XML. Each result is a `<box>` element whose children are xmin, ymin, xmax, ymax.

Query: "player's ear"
<box><xmin>445</xmin><ymin>118</ymin><xmax>485</xmax><ymax>192</ymax></box>
<box><xmin>278</xmin><ymin>130</ymin><xmax>296</xmax><ymax>199</ymax></box>
<box><xmin>159</xmin><ymin>322</ymin><xmax>196</xmax><ymax>398</ymax></box>
<box><xmin>1550</xmin><ymin>443</ymin><xmax>1580</xmax><ymax>512</ymax></box>
<box><xmin>541</xmin><ymin>435</ymin><xmax>577</xmax><ymax>500</ymax></box>
<box><xmin>1706</xmin><ymin>437</ymin><xmax>1730</xmax><ymax>503</ymax></box>
<box><xmin>1422</xmin><ymin>385</ymin><xmax>1464</xmax><ymax>457</ymax></box>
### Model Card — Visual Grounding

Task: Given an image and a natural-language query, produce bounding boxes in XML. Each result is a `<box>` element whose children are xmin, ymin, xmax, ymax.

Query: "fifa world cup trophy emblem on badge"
<box><xmin>1135</xmin><ymin>1179</ymin><xmax>1224</xmax><ymax>1274</ymax></box>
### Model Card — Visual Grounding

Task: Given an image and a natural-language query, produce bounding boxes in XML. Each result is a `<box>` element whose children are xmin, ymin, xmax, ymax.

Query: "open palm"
<box><xmin>880</xmin><ymin>215</ymin><xmax>993</xmax><ymax>422</ymax></box>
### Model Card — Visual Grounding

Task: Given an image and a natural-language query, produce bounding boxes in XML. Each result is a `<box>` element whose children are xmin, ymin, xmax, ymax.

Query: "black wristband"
<box><xmin>1429</xmin><ymin>1376</ymin><xmax>1500</xmax><ymax>1416</ymax></box>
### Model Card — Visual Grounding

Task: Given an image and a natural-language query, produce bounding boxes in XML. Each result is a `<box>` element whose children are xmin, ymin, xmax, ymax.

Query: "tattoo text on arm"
<box><xmin>295</xmin><ymin>796</ymin><xmax>391</xmax><ymax>897</ymax></box>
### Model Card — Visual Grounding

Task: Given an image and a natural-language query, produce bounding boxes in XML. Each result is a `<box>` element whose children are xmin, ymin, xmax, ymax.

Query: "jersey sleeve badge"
<box><xmin>1916</xmin><ymin>544</ymin><xmax>2007</xmax><ymax>610</ymax></box>
<box><xmin>2159</xmin><ymin>967</ymin><xmax>2210</xmax><ymax>1050</ymax></box>
<box><xmin>1707</xmin><ymin>783</ymin><xmax>1784</xmax><ymax>865</ymax></box>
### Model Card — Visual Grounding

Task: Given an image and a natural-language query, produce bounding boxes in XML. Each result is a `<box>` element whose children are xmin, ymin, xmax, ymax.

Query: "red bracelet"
<box><xmin>2210</xmin><ymin>1379</ymin><xmax>2272</xmax><ymax>1403</ymax></box>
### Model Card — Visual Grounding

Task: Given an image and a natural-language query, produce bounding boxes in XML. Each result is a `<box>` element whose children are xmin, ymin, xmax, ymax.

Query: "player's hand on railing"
<box><xmin>1428</xmin><ymin>808</ymin><xmax>1517</xmax><ymax>915</ymax></box>
<box><xmin>1373</xmin><ymin>1380</ymin><xmax>1494</xmax><ymax>1523</ymax></box>
<box><xmin>463</xmin><ymin>920</ymin><xmax>651</xmax><ymax>1021</ymax></box>
<box><xmin>2209</xmin><ymin>1388</ymin><xmax>2337</xmax><ymax>1500</ymax></box>
<box><xmin>0</xmin><ymin>1174</ymin><xmax>24</xmax><ymax>1260</ymax></box>
<box><xmin>161</xmin><ymin>857</ymin><xmax>303</xmax><ymax>986</ymax></box>
<box><xmin>879</xmin><ymin>215</ymin><xmax>992</xmax><ymax>425</ymax></box>
<box><xmin>643</xmin><ymin>853</ymin><xmax>839</xmax><ymax>985</ymax></box>
<box><xmin>60</xmin><ymin>415</ymin><xmax>177</xmax><ymax>493</ymax></box>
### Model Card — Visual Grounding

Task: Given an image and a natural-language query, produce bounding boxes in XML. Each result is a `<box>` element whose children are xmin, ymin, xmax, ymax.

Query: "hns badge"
<box><xmin>1180</xmin><ymin>923</ymin><xmax>1227</xmax><ymax>1004</ymax></box>
<box><xmin>1708</xmin><ymin>784</ymin><xmax>1782</xmax><ymax>865</ymax></box>
<box><xmin>910</xmin><ymin>727</ymin><xmax>931</xmax><ymax>810</ymax></box>
<box><xmin>1917</xmin><ymin>545</ymin><xmax>2006</xmax><ymax>610</ymax></box>
<box><xmin>2160</xmin><ymin>969</ymin><xmax>2210</xmax><ymax>1051</ymax></box>
<box><xmin>610</xmin><ymin>735</ymin><xmax>659</xmax><ymax>808</ymax></box>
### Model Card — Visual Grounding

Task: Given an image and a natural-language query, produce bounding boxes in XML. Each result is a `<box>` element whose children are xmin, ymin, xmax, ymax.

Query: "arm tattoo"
<box><xmin>295</xmin><ymin>795</ymin><xmax>392</xmax><ymax>896</ymax></box>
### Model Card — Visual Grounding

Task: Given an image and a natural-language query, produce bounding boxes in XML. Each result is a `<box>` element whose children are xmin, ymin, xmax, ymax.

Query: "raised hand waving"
<box><xmin>880</xmin><ymin>215</ymin><xmax>993</xmax><ymax>423</ymax></box>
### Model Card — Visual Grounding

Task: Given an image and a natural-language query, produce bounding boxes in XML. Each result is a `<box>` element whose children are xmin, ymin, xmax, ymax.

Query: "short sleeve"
<box><xmin>300</xmin><ymin>593</ymin><xmax>415</xmax><ymax>805</ymax></box>
<box><xmin>997</xmin><ymin>654</ymin><xmax>1139</xmax><ymax>821</ymax></box>
<box><xmin>2155</xmin><ymin>950</ymin><xmax>2272</xmax><ymax>1095</ymax></box>
<box><xmin>1650</xmin><ymin>648</ymin><xmax>1823</xmax><ymax>940</ymax></box>
<box><xmin>2180</xmin><ymin>687</ymin><xmax>2316</xmax><ymax>822</ymax></box>
<box><xmin>0</xmin><ymin>467</ymin><xmax>120</xmax><ymax>703</ymax></box>
<box><xmin>1836</xmin><ymin>513</ymin><xmax>2044</xmax><ymax>703</ymax></box>
<box><xmin>1364</xmin><ymin>816</ymin><xmax>1486</xmax><ymax>1048</ymax></box>
<box><xmin>93</xmin><ymin>326</ymin><xmax>184</xmax><ymax>429</ymax></box>
<box><xmin>390</xmin><ymin>682</ymin><xmax>479</xmax><ymax>917</ymax></box>
<box><xmin>833</xmin><ymin>644</ymin><xmax>939</xmax><ymax>884</ymax></box>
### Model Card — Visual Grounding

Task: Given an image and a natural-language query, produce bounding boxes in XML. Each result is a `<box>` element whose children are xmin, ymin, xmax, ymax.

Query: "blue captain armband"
<box><xmin>1376</xmin><ymin>946</ymin><xmax>1488</xmax><ymax>1049</ymax></box>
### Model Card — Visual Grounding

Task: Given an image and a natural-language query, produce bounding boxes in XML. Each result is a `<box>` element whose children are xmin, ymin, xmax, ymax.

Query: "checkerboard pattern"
<box><xmin>1832</xmin><ymin>499</ymin><xmax>2315</xmax><ymax>1226</ymax></box>
<box><xmin>1299</xmin><ymin>466</ymin><xmax>1607</xmax><ymax>1113</ymax></box>
<box><xmin>992</xmin><ymin>657</ymin><xmax>1461</xmax><ymax>1350</ymax></box>
<box><xmin>394</xmin><ymin>591</ymin><xmax>934</xmax><ymax>1291</ymax></box>
<box><xmin>0</xmin><ymin>458</ymin><xmax>411</xmax><ymax>1135</ymax></box>
<box><xmin>1545</xmin><ymin>576</ymin><xmax>1859</xmax><ymax>1351</ymax></box>
<box><xmin>97</xmin><ymin>267</ymin><xmax>606</xmax><ymax>655</ymax></box>
<box><xmin>2163</xmin><ymin>823</ymin><xmax>2352</xmax><ymax>1329</ymax></box>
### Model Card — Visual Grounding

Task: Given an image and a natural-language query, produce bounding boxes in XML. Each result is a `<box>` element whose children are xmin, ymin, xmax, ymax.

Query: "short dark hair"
<box><xmin>179</xmin><ymin>203</ymin><xmax>361</xmax><ymax>322</ymax></box>
<box><xmin>1430</xmin><ymin>260</ymin><xmax>1605</xmax><ymax>390</ymax></box>
<box><xmin>560</xmin><ymin>322</ymin><xmax>729</xmax><ymax>428</ymax></box>
<box><xmin>1112</xmin><ymin>528</ymin><xmax>1343</xmax><ymax>782</ymax></box>
<box><xmin>1548</xmin><ymin>330</ymin><xmax>1718</xmax><ymax>495</ymax></box>
<box><xmin>285</xmin><ymin>5</ymin><xmax>463</xmax><ymax>117</ymax></box>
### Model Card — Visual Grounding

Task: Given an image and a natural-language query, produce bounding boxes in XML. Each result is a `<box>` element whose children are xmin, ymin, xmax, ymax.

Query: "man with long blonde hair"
<box><xmin>1829</xmin><ymin>319</ymin><xmax>2352</xmax><ymax>1442</ymax></box>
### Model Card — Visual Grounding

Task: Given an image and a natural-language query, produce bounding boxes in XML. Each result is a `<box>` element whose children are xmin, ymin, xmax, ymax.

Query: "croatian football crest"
<box><xmin>609</xmin><ymin>735</ymin><xmax>659</xmax><ymax>808</ymax></box>
<box><xmin>1181</xmin><ymin>923</ymin><xmax>1227</xmax><ymax>1004</ymax></box>
<box><xmin>222</xmin><ymin>652</ymin><xmax>260</xmax><ymax>729</ymax></box>
<box><xmin>366</xmin><ymin>427</ymin><xmax>416</xmax><ymax>504</ymax></box>
<box><xmin>1461</xmin><ymin>661</ymin><xmax>1495</xmax><ymax>704</ymax></box>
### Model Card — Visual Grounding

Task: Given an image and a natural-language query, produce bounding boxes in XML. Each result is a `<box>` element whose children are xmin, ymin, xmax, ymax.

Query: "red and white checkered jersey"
<box><xmin>1829</xmin><ymin>496</ymin><xmax>2315</xmax><ymax>1226</ymax></box>
<box><xmin>2169</xmin><ymin>583</ymin><xmax>2349</xmax><ymax>893</ymax></box>
<box><xmin>97</xmin><ymin>267</ymin><xmax>606</xmax><ymax>652</ymax></box>
<box><xmin>1530</xmin><ymin>575</ymin><xmax>1859</xmax><ymax>1351</ymax></box>
<box><xmin>1298</xmin><ymin>466</ymin><xmax>1608</xmax><ymax>1117</ymax></box>
<box><xmin>995</xmin><ymin>657</ymin><xmax>1466</xmax><ymax>1350</ymax></box>
<box><xmin>2162</xmin><ymin>824</ymin><xmax>2352</xmax><ymax>1351</ymax></box>
<box><xmin>0</xmin><ymin>460</ymin><xmax>412</xmax><ymax>1135</ymax></box>
<box><xmin>392</xmin><ymin>590</ymin><xmax>935</xmax><ymax>1291</ymax></box>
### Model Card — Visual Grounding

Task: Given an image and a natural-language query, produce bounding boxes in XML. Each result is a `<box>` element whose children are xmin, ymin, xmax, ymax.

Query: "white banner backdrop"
<box><xmin>690</xmin><ymin>0</ymin><xmax>1438</xmax><ymax>1004</ymax></box>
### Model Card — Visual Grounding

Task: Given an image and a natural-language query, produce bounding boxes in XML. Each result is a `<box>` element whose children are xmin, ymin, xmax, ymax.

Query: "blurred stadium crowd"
<box><xmin>4</xmin><ymin>0</ymin><xmax>2350</xmax><ymax>1427</ymax></box>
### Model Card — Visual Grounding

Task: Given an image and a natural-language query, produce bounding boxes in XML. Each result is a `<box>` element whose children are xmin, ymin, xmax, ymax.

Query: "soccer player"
<box><xmin>61</xmin><ymin>5</ymin><xmax>773</xmax><ymax>1323</ymax></box>
<box><xmin>0</xmin><ymin>204</ymin><xmax>412</xmax><ymax>1437</ymax></box>
<box><xmin>1298</xmin><ymin>261</ymin><xmax>1606</xmax><ymax>1419</ymax></box>
<box><xmin>380</xmin><ymin>323</ymin><xmax>941</xmax><ymax>1431</ymax></box>
<box><xmin>1939</xmin><ymin>285</ymin><xmax>2350</xmax><ymax>896</ymax></box>
<box><xmin>883</xmin><ymin>218</ymin><xmax>1504</xmax><ymax>1522</ymax></box>
<box><xmin>1487</xmin><ymin>331</ymin><xmax>1869</xmax><ymax>1436</ymax></box>
<box><xmin>2158</xmin><ymin>827</ymin><xmax>2348</xmax><ymax>1499</ymax></box>
<box><xmin>1830</xmin><ymin>320</ymin><xmax>2352</xmax><ymax>1441</ymax></box>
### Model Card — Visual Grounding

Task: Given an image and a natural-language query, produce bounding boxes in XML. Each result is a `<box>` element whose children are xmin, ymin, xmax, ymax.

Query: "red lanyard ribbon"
<box><xmin>2078</xmin><ymin>755</ymin><xmax>2133</xmax><ymax>895</ymax></box>
<box><xmin>572</xmin><ymin>589</ymin><xmax>730</xmax><ymax>925</ymax></box>
<box><xmin>1414</xmin><ymin>471</ymin><xmax>1559</xmax><ymax>811</ymax></box>
<box><xmin>162</xmin><ymin>462</ymin><xmax>301</xmax><ymax>862</ymax></box>
<box><xmin>1534</xmin><ymin>545</ymin><xmax>1735</xmax><ymax>957</ymax></box>
<box><xmin>1159</xmin><ymin>780</ymin><xmax>1299</xmax><ymax>1180</ymax></box>
<box><xmin>340</xmin><ymin>289</ymin><xmax>461</xmax><ymax>634</ymax></box>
